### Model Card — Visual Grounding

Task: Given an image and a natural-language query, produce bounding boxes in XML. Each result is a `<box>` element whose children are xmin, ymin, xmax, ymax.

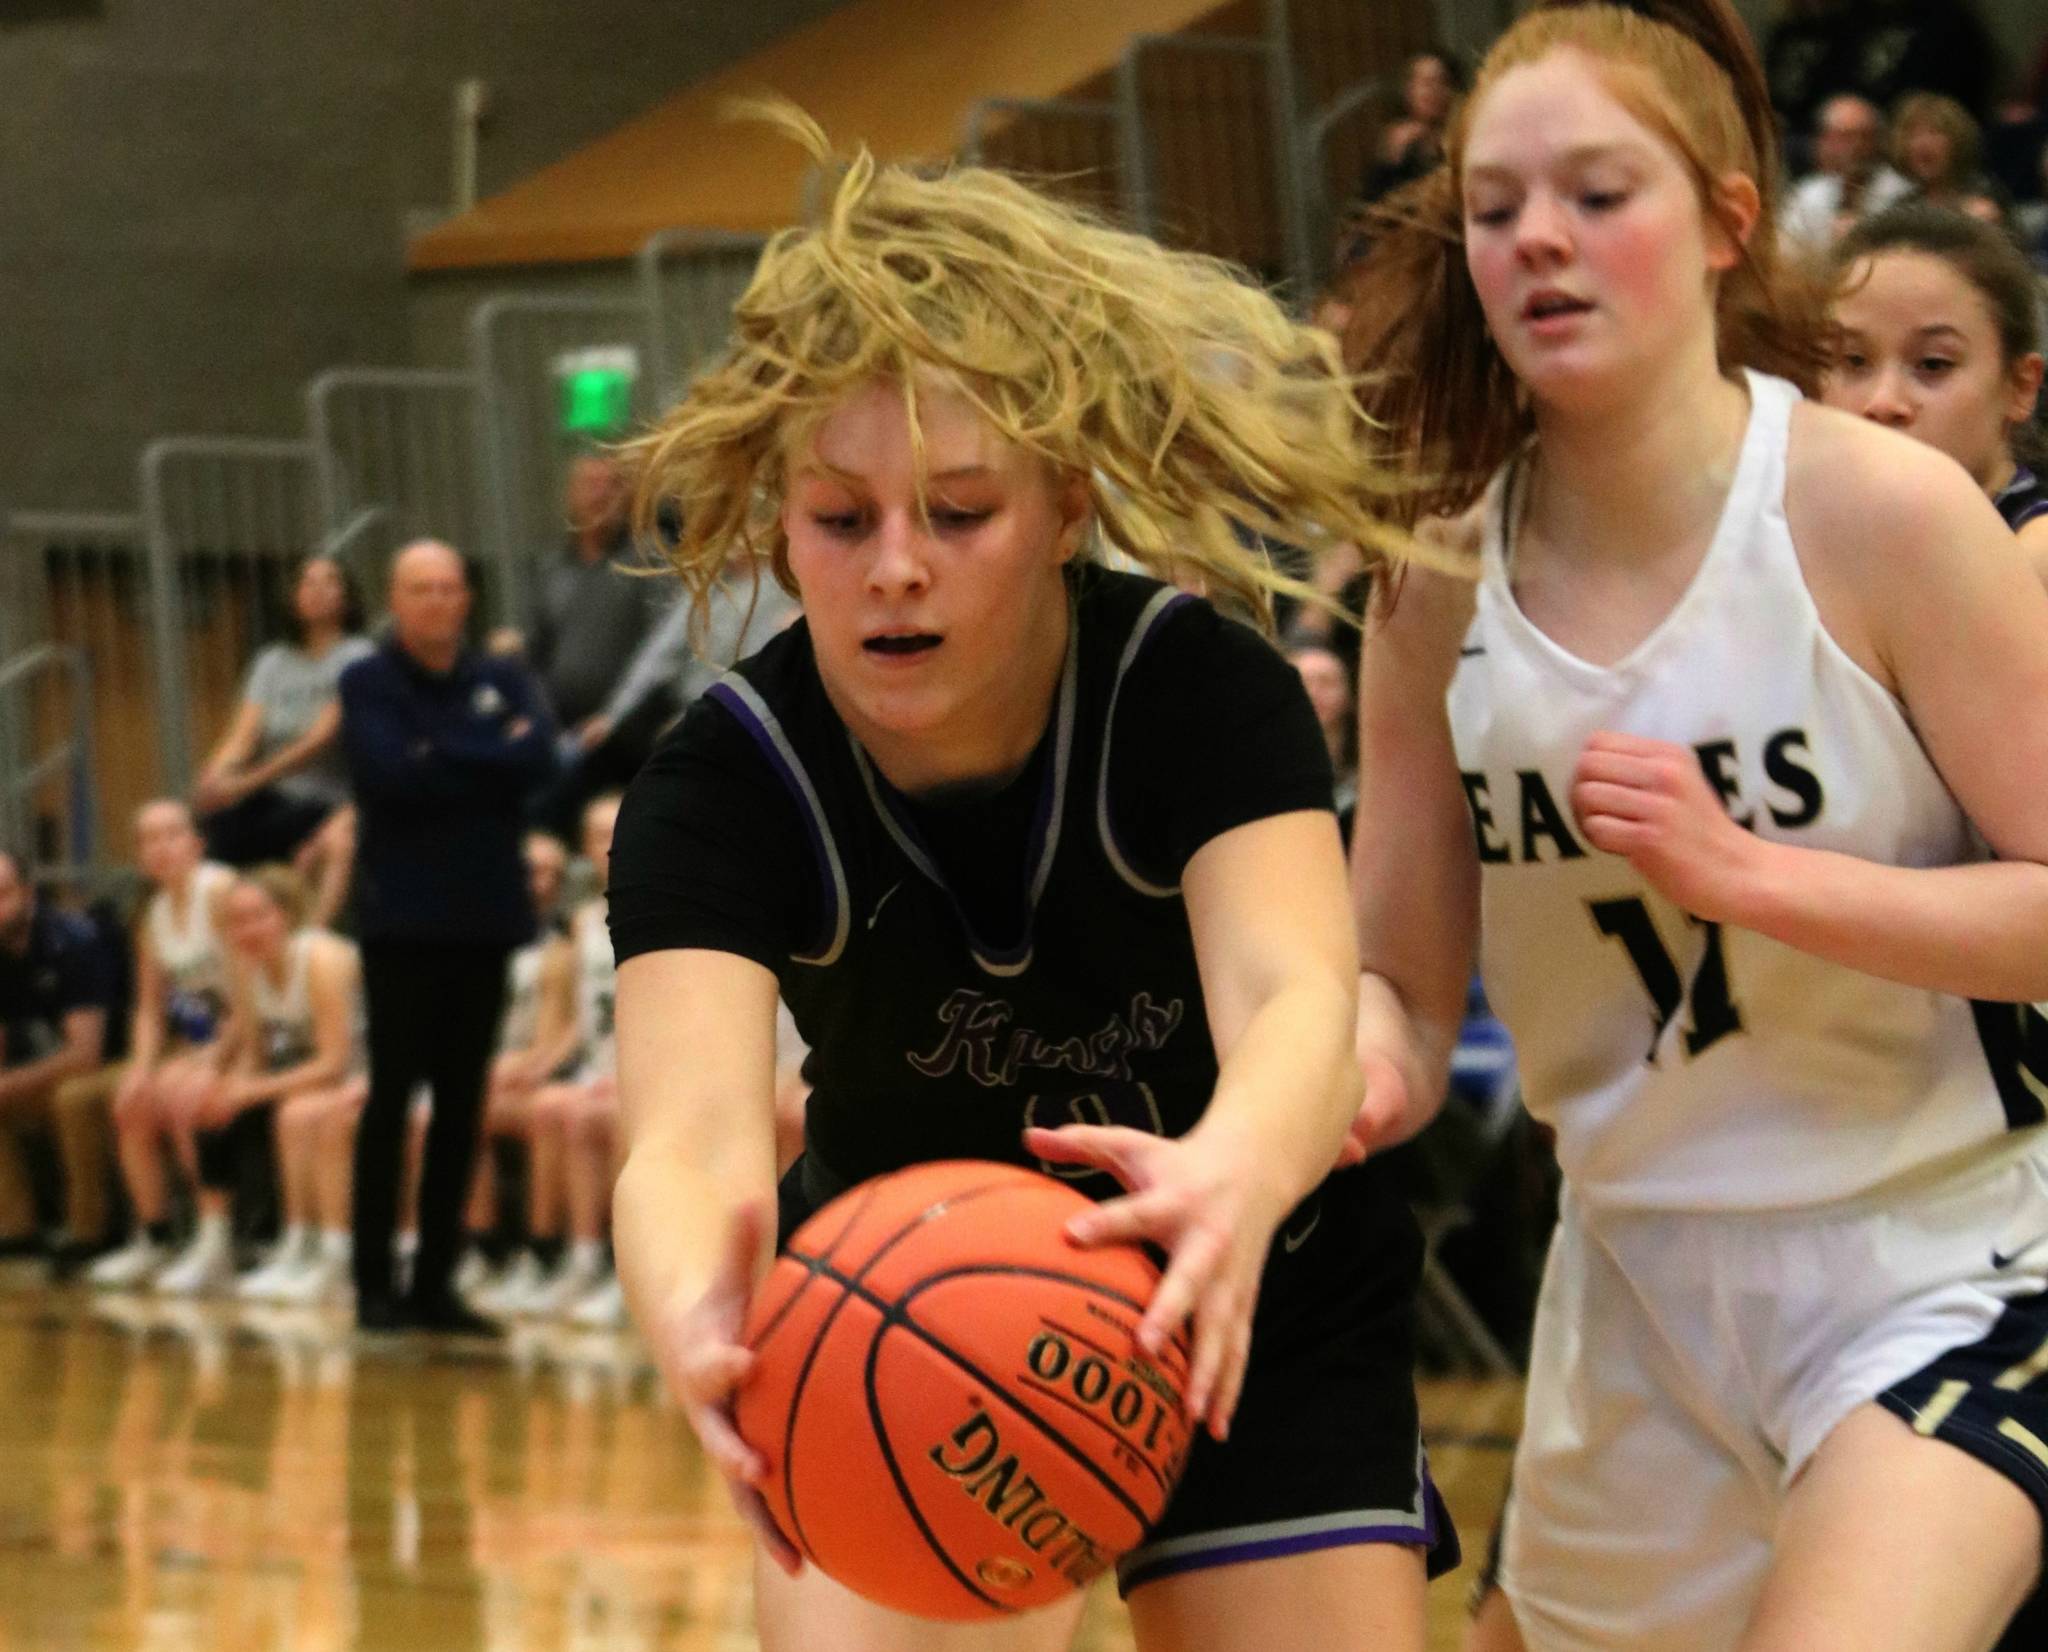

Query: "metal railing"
<box><xmin>637</xmin><ymin>229</ymin><xmax>768</xmax><ymax>410</ymax></box>
<box><xmin>138</xmin><ymin>437</ymin><xmax>319</xmax><ymax>794</ymax></box>
<box><xmin>469</xmin><ymin>294</ymin><xmax>656</xmax><ymax>624</ymax></box>
<box><xmin>1121</xmin><ymin>34</ymin><xmax>1306</xmax><ymax>289</ymax></box>
<box><xmin>23</xmin><ymin>0</ymin><xmax>1449</xmax><ymax>844</ymax></box>
<box><xmin>306</xmin><ymin>367</ymin><xmax>484</xmax><ymax>570</ymax></box>
<box><xmin>960</xmin><ymin>97</ymin><xmax>1126</xmax><ymax>220</ymax></box>
<box><xmin>0</xmin><ymin>643</ymin><xmax>97</xmax><ymax>883</ymax></box>
<box><xmin>1300</xmin><ymin>75</ymin><xmax>1393</xmax><ymax>268</ymax></box>
<box><xmin>1</xmin><ymin>510</ymin><xmax>147</xmax><ymax>867</ymax></box>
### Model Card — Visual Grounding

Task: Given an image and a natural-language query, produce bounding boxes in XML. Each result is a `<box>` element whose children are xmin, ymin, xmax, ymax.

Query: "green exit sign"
<box><xmin>555</xmin><ymin>346</ymin><xmax>639</xmax><ymax>437</ymax></box>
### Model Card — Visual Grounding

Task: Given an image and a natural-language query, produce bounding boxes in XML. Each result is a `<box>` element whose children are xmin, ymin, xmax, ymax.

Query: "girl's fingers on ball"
<box><xmin>735</xmin><ymin>1484</ymin><xmax>803</xmax><ymax>1574</ymax></box>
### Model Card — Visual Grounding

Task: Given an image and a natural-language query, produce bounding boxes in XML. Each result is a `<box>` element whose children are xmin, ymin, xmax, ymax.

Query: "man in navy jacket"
<box><xmin>340</xmin><ymin>540</ymin><xmax>554</xmax><ymax>1333</ymax></box>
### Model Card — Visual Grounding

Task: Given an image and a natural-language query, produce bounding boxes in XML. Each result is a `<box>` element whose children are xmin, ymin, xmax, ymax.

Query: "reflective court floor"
<box><xmin>0</xmin><ymin>1283</ymin><xmax>1520</xmax><ymax>1651</ymax></box>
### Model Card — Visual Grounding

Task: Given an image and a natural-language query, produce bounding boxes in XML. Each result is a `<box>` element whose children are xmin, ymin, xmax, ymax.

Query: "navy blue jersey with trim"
<box><xmin>1994</xmin><ymin>465</ymin><xmax>2046</xmax><ymax>534</ymax></box>
<box><xmin>609</xmin><ymin>568</ymin><xmax>1335</xmax><ymax>1190</ymax></box>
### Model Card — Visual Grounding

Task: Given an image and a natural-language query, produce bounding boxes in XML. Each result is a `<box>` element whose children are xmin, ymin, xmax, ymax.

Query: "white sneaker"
<box><xmin>236</xmin><ymin>1233</ymin><xmax>315</xmax><ymax>1302</ymax></box>
<box><xmin>527</xmin><ymin>1249</ymin><xmax>606</xmax><ymax>1318</ymax></box>
<box><xmin>567</xmin><ymin>1272</ymin><xmax>628</xmax><ymax>1330</ymax></box>
<box><xmin>473</xmin><ymin>1251</ymin><xmax>545</xmax><ymax>1317</ymax></box>
<box><xmin>88</xmin><ymin>1234</ymin><xmax>168</xmax><ymax>1290</ymax></box>
<box><xmin>274</xmin><ymin>1245</ymin><xmax>349</xmax><ymax>1308</ymax></box>
<box><xmin>452</xmin><ymin>1249</ymin><xmax>490</xmax><ymax>1299</ymax></box>
<box><xmin>154</xmin><ymin>1231</ymin><xmax>235</xmax><ymax>1297</ymax></box>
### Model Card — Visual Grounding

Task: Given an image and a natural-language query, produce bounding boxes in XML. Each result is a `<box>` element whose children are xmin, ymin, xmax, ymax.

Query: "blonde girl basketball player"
<box><xmin>1822</xmin><ymin>204</ymin><xmax>2048</xmax><ymax>577</ymax></box>
<box><xmin>1344</xmin><ymin>3</ymin><xmax>2048</xmax><ymax>1649</ymax></box>
<box><xmin>608</xmin><ymin>111</ymin><xmax>1451</xmax><ymax>1652</ymax></box>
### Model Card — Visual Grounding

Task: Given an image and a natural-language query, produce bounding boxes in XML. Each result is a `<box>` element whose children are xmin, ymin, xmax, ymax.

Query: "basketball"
<box><xmin>734</xmin><ymin>1160</ymin><xmax>1193</xmax><ymax>1620</ymax></box>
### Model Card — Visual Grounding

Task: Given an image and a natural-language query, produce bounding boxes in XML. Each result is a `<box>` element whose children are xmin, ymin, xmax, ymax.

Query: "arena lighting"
<box><xmin>555</xmin><ymin>345</ymin><xmax>639</xmax><ymax>437</ymax></box>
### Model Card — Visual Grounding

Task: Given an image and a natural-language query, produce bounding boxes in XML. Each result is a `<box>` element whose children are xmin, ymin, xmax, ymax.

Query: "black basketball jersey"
<box><xmin>617</xmin><ymin>568</ymin><xmax>1333</xmax><ymax>1194</ymax></box>
<box><xmin>1994</xmin><ymin>465</ymin><xmax>2046</xmax><ymax>535</ymax></box>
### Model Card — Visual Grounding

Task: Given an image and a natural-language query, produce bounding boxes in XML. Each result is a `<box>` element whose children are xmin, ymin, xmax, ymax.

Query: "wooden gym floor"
<box><xmin>0</xmin><ymin>1282</ymin><xmax>1519</xmax><ymax>1651</ymax></box>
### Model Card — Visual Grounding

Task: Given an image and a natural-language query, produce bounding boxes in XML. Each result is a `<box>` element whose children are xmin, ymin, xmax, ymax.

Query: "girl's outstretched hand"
<box><xmin>649</xmin><ymin>1198</ymin><xmax>802</xmax><ymax>1576</ymax></box>
<box><xmin>1023</xmin><ymin>1123</ymin><xmax>1290</xmax><ymax>1442</ymax></box>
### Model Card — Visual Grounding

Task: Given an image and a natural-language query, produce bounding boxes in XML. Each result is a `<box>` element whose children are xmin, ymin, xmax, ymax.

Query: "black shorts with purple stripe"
<box><xmin>1114</xmin><ymin>1153</ymin><xmax>1460</xmax><ymax>1594</ymax></box>
<box><xmin>775</xmin><ymin>1149</ymin><xmax>1457</xmax><ymax>1597</ymax></box>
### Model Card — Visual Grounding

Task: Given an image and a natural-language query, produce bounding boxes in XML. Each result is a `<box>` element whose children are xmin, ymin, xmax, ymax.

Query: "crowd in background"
<box><xmin>0</xmin><ymin>455</ymin><xmax>805</xmax><ymax>1342</ymax></box>
<box><xmin>0</xmin><ymin>0</ymin><xmax>2044</xmax><ymax>1365</ymax></box>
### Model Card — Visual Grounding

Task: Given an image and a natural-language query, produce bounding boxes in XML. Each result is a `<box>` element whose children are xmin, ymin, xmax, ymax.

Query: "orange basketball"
<box><xmin>735</xmin><ymin>1159</ymin><xmax>1193</xmax><ymax>1620</ymax></box>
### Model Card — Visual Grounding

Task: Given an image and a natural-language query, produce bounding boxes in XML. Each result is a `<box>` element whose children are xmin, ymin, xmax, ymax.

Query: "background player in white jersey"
<box><xmin>465</xmin><ymin>829</ymin><xmax>581</xmax><ymax>1310</ymax></box>
<box><xmin>1821</xmin><ymin>203</ymin><xmax>2048</xmax><ymax>573</ymax></box>
<box><xmin>1343</xmin><ymin>2</ymin><xmax>2048</xmax><ymax>1648</ymax></box>
<box><xmin>513</xmin><ymin>793</ymin><xmax>623</xmax><ymax>1322</ymax></box>
<box><xmin>89</xmin><ymin>800</ymin><xmax>235</xmax><ymax>1288</ymax></box>
<box><xmin>168</xmin><ymin>866</ymin><xmax>359</xmax><ymax>1295</ymax></box>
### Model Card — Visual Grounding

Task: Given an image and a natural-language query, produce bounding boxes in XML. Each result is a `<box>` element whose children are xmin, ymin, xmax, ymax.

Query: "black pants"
<box><xmin>195</xmin><ymin>1101</ymin><xmax>278</xmax><ymax>1244</ymax></box>
<box><xmin>200</xmin><ymin>787</ymin><xmax>335</xmax><ymax>866</ymax></box>
<box><xmin>354</xmin><ymin>940</ymin><xmax>510</xmax><ymax>1309</ymax></box>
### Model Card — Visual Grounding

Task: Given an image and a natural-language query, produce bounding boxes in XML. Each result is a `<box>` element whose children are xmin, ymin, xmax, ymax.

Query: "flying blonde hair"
<box><xmin>630</xmin><ymin>104</ymin><xmax>1442</xmax><ymax>635</ymax></box>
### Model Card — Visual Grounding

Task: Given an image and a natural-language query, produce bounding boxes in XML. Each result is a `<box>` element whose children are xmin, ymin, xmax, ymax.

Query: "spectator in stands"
<box><xmin>2014</xmin><ymin>135</ymin><xmax>2048</xmax><ymax>271</ymax></box>
<box><xmin>193</xmin><ymin>554</ymin><xmax>372</xmax><ymax>926</ymax></box>
<box><xmin>1893</xmin><ymin>92</ymin><xmax>2003</xmax><ymax>218</ymax></box>
<box><xmin>1765</xmin><ymin>1</ymin><xmax>1999</xmax><ymax>160</ymax></box>
<box><xmin>502</xmin><ymin>793</ymin><xmax>620</xmax><ymax>1323</ymax></box>
<box><xmin>86</xmin><ymin>801</ymin><xmax>235</xmax><ymax>1287</ymax></box>
<box><xmin>1780</xmin><ymin>94</ymin><xmax>1913</xmax><ymax>252</ymax></box>
<box><xmin>515</xmin><ymin>454</ymin><xmax>663</xmax><ymax>834</ymax></box>
<box><xmin>1286</xmin><ymin>642</ymin><xmax>1357</xmax><ymax>840</ymax></box>
<box><xmin>1360</xmin><ymin>49</ymin><xmax>1462</xmax><ymax>205</ymax></box>
<box><xmin>1859</xmin><ymin>0</ymin><xmax>1998</xmax><ymax>123</ymax></box>
<box><xmin>1987</xmin><ymin>42</ymin><xmax>2048</xmax><ymax>210</ymax></box>
<box><xmin>155</xmin><ymin>867</ymin><xmax>358</xmax><ymax>1296</ymax></box>
<box><xmin>339</xmin><ymin>538</ymin><xmax>554</xmax><ymax>1335</ymax></box>
<box><xmin>0</xmin><ymin>848</ymin><xmax>113</xmax><ymax>1263</ymax></box>
<box><xmin>462</xmin><ymin>829</ymin><xmax>581</xmax><ymax>1311</ymax></box>
<box><xmin>1763</xmin><ymin>0</ymin><xmax>1862</xmax><ymax>146</ymax></box>
<box><xmin>589</xmin><ymin>551</ymin><xmax>802</xmax><ymax>745</ymax></box>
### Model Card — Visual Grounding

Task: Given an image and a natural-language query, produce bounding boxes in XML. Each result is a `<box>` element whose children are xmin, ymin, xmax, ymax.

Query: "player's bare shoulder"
<box><xmin>1783</xmin><ymin>399</ymin><xmax>2006</xmax><ymax>683</ymax></box>
<box><xmin>1786</xmin><ymin>399</ymin><xmax>1999</xmax><ymax>581</ymax></box>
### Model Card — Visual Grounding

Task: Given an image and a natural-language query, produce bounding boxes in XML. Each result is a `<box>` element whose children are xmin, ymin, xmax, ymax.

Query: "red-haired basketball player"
<box><xmin>1345</xmin><ymin>3</ymin><xmax>2048</xmax><ymax>1649</ymax></box>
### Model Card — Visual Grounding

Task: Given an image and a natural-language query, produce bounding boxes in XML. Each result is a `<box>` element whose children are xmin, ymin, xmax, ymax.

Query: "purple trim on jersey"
<box><xmin>847</xmin><ymin>618</ymin><xmax>1078</xmax><ymax>978</ymax></box>
<box><xmin>1117</xmin><ymin>1476</ymin><xmax>1442</xmax><ymax>1595</ymax></box>
<box><xmin>704</xmin><ymin>679</ymin><xmax>847</xmax><ymax>966</ymax></box>
<box><xmin>865</xmin><ymin>759</ymin><xmax>1042</xmax><ymax>970</ymax></box>
<box><xmin>1119</xmin><ymin>1522</ymin><xmax>1433</xmax><ymax>1593</ymax></box>
<box><xmin>1995</xmin><ymin>467</ymin><xmax>2047</xmax><ymax>533</ymax></box>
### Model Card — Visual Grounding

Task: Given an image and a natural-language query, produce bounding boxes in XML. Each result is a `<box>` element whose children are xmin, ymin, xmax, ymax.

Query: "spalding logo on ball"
<box><xmin>735</xmin><ymin>1160</ymin><xmax>1194</xmax><ymax>1620</ymax></box>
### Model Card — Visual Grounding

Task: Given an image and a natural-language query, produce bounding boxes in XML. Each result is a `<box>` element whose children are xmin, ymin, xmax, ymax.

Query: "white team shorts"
<box><xmin>1500</xmin><ymin>1139</ymin><xmax>2048</xmax><ymax>1651</ymax></box>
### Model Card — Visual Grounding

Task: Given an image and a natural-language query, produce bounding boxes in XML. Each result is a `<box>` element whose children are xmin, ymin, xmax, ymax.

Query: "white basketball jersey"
<box><xmin>147</xmin><ymin>860</ymin><xmax>232</xmax><ymax>1003</ymax></box>
<box><xmin>1448</xmin><ymin>370</ymin><xmax>2047</xmax><ymax>1210</ymax></box>
<box><xmin>574</xmin><ymin>898</ymin><xmax>617</xmax><ymax>1082</ymax></box>
<box><xmin>249</xmin><ymin>930</ymin><xmax>316</xmax><ymax>1074</ymax></box>
<box><xmin>499</xmin><ymin>938</ymin><xmax>547</xmax><ymax>1055</ymax></box>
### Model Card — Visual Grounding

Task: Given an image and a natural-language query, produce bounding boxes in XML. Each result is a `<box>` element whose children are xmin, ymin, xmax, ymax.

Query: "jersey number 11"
<box><xmin>1590</xmin><ymin>896</ymin><xmax>1744</xmax><ymax>1063</ymax></box>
